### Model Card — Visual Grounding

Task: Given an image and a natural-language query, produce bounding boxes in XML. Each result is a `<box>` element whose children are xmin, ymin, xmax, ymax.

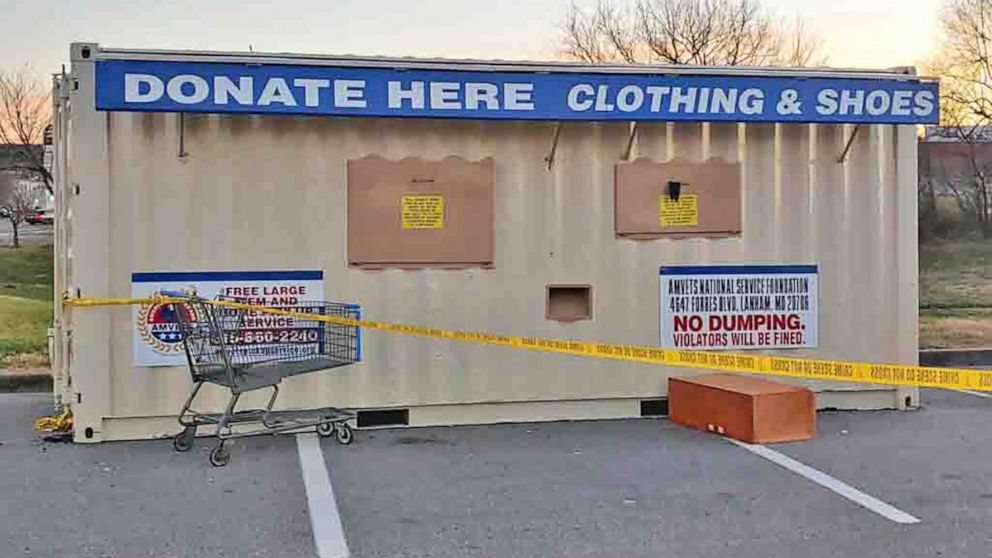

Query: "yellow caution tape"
<box><xmin>62</xmin><ymin>296</ymin><xmax>992</xmax><ymax>392</ymax></box>
<box><xmin>35</xmin><ymin>408</ymin><xmax>73</xmax><ymax>434</ymax></box>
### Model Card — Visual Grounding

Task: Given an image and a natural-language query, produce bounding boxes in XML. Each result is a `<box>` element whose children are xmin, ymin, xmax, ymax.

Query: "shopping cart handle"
<box><xmin>159</xmin><ymin>290</ymin><xmax>189</xmax><ymax>298</ymax></box>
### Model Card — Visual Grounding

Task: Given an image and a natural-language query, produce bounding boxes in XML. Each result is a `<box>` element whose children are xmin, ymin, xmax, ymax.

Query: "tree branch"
<box><xmin>557</xmin><ymin>0</ymin><xmax>825</xmax><ymax>66</ymax></box>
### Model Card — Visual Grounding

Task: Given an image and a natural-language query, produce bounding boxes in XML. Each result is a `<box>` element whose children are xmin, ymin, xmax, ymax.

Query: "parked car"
<box><xmin>25</xmin><ymin>207</ymin><xmax>53</xmax><ymax>225</ymax></box>
<box><xmin>25</xmin><ymin>208</ymin><xmax>43</xmax><ymax>225</ymax></box>
<box><xmin>0</xmin><ymin>207</ymin><xmax>9</xmax><ymax>219</ymax></box>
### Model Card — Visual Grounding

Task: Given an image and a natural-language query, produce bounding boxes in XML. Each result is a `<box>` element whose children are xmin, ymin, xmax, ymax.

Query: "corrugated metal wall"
<box><xmin>60</xmin><ymin>109</ymin><xmax>917</xmax><ymax>432</ymax></box>
<box><xmin>56</xmin><ymin>44</ymin><xmax>918</xmax><ymax>440</ymax></box>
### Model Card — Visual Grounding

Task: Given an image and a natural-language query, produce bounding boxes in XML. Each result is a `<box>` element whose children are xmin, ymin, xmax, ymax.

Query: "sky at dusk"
<box><xmin>2</xmin><ymin>0</ymin><xmax>943</xmax><ymax>76</ymax></box>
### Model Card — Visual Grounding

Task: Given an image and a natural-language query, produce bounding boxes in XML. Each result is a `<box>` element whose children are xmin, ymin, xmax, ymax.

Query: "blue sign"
<box><xmin>95</xmin><ymin>59</ymin><xmax>938</xmax><ymax>124</ymax></box>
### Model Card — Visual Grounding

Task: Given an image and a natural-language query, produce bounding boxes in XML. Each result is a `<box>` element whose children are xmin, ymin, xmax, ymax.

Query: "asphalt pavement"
<box><xmin>1</xmin><ymin>389</ymin><xmax>991</xmax><ymax>557</ymax></box>
<box><xmin>0</xmin><ymin>393</ymin><xmax>315</xmax><ymax>558</ymax></box>
<box><xmin>0</xmin><ymin>219</ymin><xmax>52</xmax><ymax>246</ymax></box>
<box><xmin>325</xmin><ymin>391</ymin><xmax>992</xmax><ymax>558</ymax></box>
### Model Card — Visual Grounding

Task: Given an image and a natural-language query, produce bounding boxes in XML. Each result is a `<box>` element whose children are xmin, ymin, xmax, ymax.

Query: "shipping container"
<box><xmin>52</xmin><ymin>43</ymin><xmax>931</xmax><ymax>442</ymax></box>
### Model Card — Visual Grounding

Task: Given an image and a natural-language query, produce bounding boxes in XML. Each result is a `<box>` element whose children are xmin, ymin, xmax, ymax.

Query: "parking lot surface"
<box><xmin>0</xmin><ymin>220</ymin><xmax>51</xmax><ymax>246</ymax></box>
<box><xmin>1</xmin><ymin>394</ymin><xmax>315</xmax><ymax>558</ymax></box>
<box><xmin>2</xmin><ymin>388</ymin><xmax>991</xmax><ymax>557</ymax></box>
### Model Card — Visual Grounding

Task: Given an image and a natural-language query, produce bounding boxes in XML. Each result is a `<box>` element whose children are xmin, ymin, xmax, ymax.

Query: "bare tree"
<box><xmin>0</xmin><ymin>172</ymin><xmax>35</xmax><ymax>248</ymax></box>
<box><xmin>918</xmin><ymin>172</ymin><xmax>941</xmax><ymax>242</ymax></box>
<box><xmin>0</xmin><ymin>65</ymin><xmax>52</xmax><ymax>194</ymax></box>
<box><xmin>776</xmin><ymin>17</ymin><xmax>825</xmax><ymax>67</ymax></box>
<box><xmin>926</xmin><ymin>0</ymin><xmax>992</xmax><ymax>237</ymax></box>
<box><xmin>559</xmin><ymin>0</ymin><xmax>825</xmax><ymax>67</ymax></box>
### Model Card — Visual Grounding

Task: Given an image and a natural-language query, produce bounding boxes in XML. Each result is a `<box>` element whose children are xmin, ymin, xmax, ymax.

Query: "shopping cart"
<box><xmin>161</xmin><ymin>292</ymin><xmax>361</xmax><ymax>466</ymax></box>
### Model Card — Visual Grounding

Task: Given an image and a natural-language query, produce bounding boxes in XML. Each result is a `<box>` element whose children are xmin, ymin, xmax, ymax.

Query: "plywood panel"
<box><xmin>615</xmin><ymin>158</ymin><xmax>742</xmax><ymax>238</ymax></box>
<box><xmin>348</xmin><ymin>156</ymin><xmax>494</xmax><ymax>267</ymax></box>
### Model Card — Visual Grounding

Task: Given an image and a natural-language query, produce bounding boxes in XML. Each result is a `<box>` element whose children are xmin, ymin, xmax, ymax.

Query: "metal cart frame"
<box><xmin>163</xmin><ymin>292</ymin><xmax>360</xmax><ymax>466</ymax></box>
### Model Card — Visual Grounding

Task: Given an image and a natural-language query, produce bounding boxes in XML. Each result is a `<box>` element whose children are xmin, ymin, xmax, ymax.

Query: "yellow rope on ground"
<box><xmin>35</xmin><ymin>408</ymin><xmax>73</xmax><ymax>434</ymax></box>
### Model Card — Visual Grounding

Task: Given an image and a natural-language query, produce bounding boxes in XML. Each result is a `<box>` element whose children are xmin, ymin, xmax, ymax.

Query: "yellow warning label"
<box><xmin>401</xmin><ymin>195</ymin><xmax>445</xmax><ymax>229</ymax></box>
<box><xmin>660</xmin><ymin>194</ymin><xmax>699</xmax><ymax>227</ymax></box>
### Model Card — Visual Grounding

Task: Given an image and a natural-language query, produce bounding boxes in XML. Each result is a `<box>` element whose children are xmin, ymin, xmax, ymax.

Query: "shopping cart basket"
<box><xmin>161</xmin><ymin>292</ymin><xmax>361</xmax><ymax>466</ymax></box>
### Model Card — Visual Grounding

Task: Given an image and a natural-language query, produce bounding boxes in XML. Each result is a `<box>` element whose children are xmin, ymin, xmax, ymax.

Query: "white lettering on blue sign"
<box><xmin>96</xmin><ymin>60</ymin><xmax>940</xmax><ymax>124</ymax></box>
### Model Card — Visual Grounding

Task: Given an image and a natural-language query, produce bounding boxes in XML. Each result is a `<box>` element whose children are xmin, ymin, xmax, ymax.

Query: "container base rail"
<box><xmin>162</xmin><ymin>291</ymin><xmax>361</xmax><ymax>466</ymax></box>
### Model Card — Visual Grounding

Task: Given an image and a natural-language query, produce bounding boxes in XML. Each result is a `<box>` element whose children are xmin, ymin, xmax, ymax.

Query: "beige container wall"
<box><xmin>60</xmin><ymin>59</ymin><xmax>919</xmax><ymax>441</ymax></box>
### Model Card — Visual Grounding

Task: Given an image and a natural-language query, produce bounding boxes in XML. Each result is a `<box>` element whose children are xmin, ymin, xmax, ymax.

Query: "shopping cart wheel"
<box><xmin>209</xmin><ymin>444</ymin><xmax>231</xmax><ymax>467</ymax></box>
<box><xmin>334</xmin><ymin>423</ymin><xmax>353</xmax><ymax>445</ymax></box>
<box><xmin>172</xmin><ymin>426</ymin><xmax>196</xmax><ymax>452</ymax></box>
<box><xmin>316</xmin><ymin>421</ymin><xmax>335</xmax><ymax>438</ymax></box>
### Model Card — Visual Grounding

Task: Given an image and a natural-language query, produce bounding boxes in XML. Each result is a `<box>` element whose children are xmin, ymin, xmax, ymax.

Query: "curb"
<box><xmin>919</xmin><ymin>349</ymin><xmax>992</xmax><ymax>367</ymax></box>
<box><xmin>0</xmin><ymin>374</ymin><xmax>53</xmax><ymax>393</ymax></box>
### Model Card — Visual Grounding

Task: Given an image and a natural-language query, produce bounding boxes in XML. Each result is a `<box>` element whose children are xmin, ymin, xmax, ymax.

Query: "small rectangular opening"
<box><xmin>640</xmin><ymin>399</ymin><xmax>669</xmax><ymax>417</ymax></box>
<box><xmin>356</xmin><ymin>409</ymin><xmax>410</xmax><ymax>428</ymax></box>
<box><xmin>547</xmin><ymin>285</ymin><xmax>592</xmax><ymax>322</ymax></box>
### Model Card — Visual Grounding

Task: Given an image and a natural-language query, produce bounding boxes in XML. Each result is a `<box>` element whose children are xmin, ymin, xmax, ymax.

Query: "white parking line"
<box><xmin>731</xmin><ymin>440</ymin><xmax>920</xmax><ymax>525</ymax></box>
<box><xmin>297</xmin><ymin>433</ymin><xmax>350</xmax><ymax>558</ymax></box>
<box><xmin>955</xmin><ymin>389</ymin><xmax>992</xmax><ymax>399</ymax></box>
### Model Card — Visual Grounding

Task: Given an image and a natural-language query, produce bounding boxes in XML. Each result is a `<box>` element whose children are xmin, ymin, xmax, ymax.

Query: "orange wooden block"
<box><xmin>669</xmin><ymin>374</ymin><xmax>815</xmax><ymax>443</ymax></box>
